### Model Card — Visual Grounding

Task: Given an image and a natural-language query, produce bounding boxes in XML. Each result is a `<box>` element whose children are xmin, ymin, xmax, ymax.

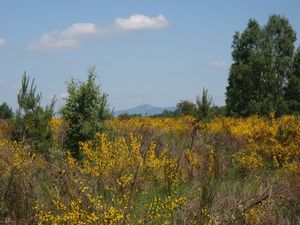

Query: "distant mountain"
<box><xmin>114</xmin><ymin>104</ymin><xmax>176</xmax><ymax>117</ymax></box>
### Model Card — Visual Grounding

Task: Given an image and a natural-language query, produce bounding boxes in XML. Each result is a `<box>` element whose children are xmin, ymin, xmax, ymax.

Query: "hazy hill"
<box><xmin>114</xmin><ymin>104</ymin><xmax>176</xmax><ymax>117</ymax></box>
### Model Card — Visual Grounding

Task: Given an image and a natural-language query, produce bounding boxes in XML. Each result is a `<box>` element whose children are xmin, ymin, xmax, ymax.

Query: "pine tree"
<box><xmin>196</xmin><ymin>88</ymin><xmax>213</xmax><ymax>121</ymax></box>
<box><xmin>12</xmin><ymin>73</ymin><xmax>55</xmax><ymax>153</ymax></box>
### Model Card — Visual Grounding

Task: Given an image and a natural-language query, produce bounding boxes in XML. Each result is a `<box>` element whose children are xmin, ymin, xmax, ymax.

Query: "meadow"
<box><xmin>0</xmin><ymin>114</ymin><xmax>300</xmax><ymax>224</ymax></box>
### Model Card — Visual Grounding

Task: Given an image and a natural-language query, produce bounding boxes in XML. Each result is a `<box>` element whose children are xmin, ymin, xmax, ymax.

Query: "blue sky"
<box><xmin>1</xmin><ymin>1</ymin><xmax>300</xmax><ymax>111</ymax></box>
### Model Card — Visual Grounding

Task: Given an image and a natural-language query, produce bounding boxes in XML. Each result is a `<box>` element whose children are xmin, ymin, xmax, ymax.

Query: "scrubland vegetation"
<box><xmin>0</xmin><ymin>14</ymin><xmax>300</xmax><ymax>224</ymax></box>
<box><xmin>1</xmin><ymin>114</ymin><xmax>300</xmax><ymax>224</ymax></box>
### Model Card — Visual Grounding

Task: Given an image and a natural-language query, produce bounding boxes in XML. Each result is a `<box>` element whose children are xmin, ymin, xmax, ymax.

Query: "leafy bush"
<box><xmin>60</xmin><ymin>66</ymin><xmax>110</xmax><ymax>159</ymax></box>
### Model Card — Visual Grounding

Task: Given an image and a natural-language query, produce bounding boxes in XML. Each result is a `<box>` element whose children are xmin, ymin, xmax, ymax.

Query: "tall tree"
<box><xmin>226</xmin><ymin>19</ymin><xmax>261</xmax><ymax>116</ymax></box>
<box><xmin>60</xmin><ymin>67</ymin><xmax>110</xmax><ymax>159</ymax></box>
<box><xmin>12</xmin><ymin>73</ymin><xmax>55</xmax><ymax>153</ymax></box>
<box><xmin>286</xmin><ymin>47</ymin><xmax>300</xmax><ymax>113</ymax></box>
<box><xmin>226</xmin><ymin>15</ymin><xmax>296</xmax><ymax>116</ymax></box>
<box><xmin>261</xmin><ymin>15</ymin><xmax>296</xmax><ymax>115</ymax></box>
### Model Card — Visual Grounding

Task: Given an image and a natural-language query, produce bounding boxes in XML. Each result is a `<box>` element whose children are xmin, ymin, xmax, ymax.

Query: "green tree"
<box><xmin>226</xmin><ymin>15</ymin><xmax>296</xmax><ymax>116</ymax></box>
<box><xmin>12</xmin><ymin>73</ymin><xmax>55</xmax><ymax>154</ymax></box>
<box><xmin>261</xmin><ymin>15</ymin><xmax>296</xmax><ymax>115</ymax></box>
<box><xmin>286</xmin><ymin>47</ymin><xmax>300</xmax><ymax>113</ymax></box>
<box><xmin>176</xmin><ymin>100</ymin><xmax>196</xmax><ymax>116</ymax></box>
<box><xmin>210</xmin><ymin>106</ymin><xmax>226</xmax><ymax>118</ymax></box>
<box><xmin>0</xmin><ymin>102</ymin><xmax>13</xmax><ymax>119</ymax></box>
<box><xmin>60</xmin><ymin>67</ymin><xmax>110</xmax><ymax>159</ymax></box>
<box><xmin>226</xmin><ymin>19</ymin><xmax>261</xmax><ymax>116</ymax></box>
<box><xmin>196</xmin><ymin>88</ymin><xmax>213</xmax><ymax>121</ymax></box>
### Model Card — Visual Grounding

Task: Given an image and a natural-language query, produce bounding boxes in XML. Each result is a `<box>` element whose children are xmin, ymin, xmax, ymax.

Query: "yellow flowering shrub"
<box><xmin>106</xmin><ymin>116</ymin><xmax>195</xmax><ymax>136</ymax></box>
<box><xmin>35</xmin><ymin>132</ymin><xmax>187</xmax><ymax>224</ymax></box>
<box><xmin>206</xmin><ymin>115</ymin><xmax>300</xmax><ymax>170</ymax></box>
<box><xmin>234</xmin><ymin>150</ymin><xmax>264</xmax><ymax>170</ymax></box>
<box><xmin>35</xmin><ymin>188</ymin><xmax>124</xmax><ymax>225</ymax></box>
<box><xmin>49</xmin><ymin>118</ymin><xmax>64</xmax><ymax>133</ymax></box>
<box><xmin>0</xmin><ymin>139</ymin><xmax>46</xmax><ymax>222</ymax></box>
<box><xmin>184</xmin><ymin>148</ymin><xmax>200</xmax><ymax>177</ymax></box>
<box><xmin>0</xmin><ymin>139</ymin><xmax>44</xmax><ymax>176</ymax></box>
<box><xmin>243</xmin><ymin>201</ymin><xmax>271</xmax><ymax>225</ymax></box>
<box><xmin>78</xmin><ymin>132</ymin><xmax>184</xmax><ymax>189</ymax></box>
<box><xmin>143</xmin><ymin>195</ymin><xmax>186</xmax><ymax>224</ymax></box>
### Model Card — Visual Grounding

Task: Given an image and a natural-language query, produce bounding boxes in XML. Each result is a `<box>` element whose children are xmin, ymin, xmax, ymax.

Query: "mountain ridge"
<box><xmin>114</xmin><ymin>104</ymin><xmax>176</xmax><ymax>116</ymax></box>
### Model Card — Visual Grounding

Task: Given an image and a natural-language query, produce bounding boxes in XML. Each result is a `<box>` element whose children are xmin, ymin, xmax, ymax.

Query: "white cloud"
<box><xmin>61</xmin><ymin>23</ymin><xmax>98</xmax><ymax>38</ymax></box>
<box><xmin>208</xmin><ymin>61</ymin><xmax>229</xmax><ymax>69</ymax></box>
<box><xmin>115</xmin><ymin>14</ymin><xmax>168</xmax><ymax>31</ymax></box>
<box><xmin>27</xmin><ymin>14</ymin><xmax>168</xmax><ymax>51</ymax></box>
<box><xmin>0</xmin><ymin>37</ymin><xmax>6</xmax><ymax>47</ymax></box>
<box><xmin>27</xmin><ymin>23</ymin><xmax>108</xmax><ymax>51</ymax></box>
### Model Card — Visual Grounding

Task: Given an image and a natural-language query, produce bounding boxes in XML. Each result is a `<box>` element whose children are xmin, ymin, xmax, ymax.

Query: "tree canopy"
<box><xmin>226</xmin><ymin>15</ymin><xmax>297</xmax><ymax>116</ymax></box>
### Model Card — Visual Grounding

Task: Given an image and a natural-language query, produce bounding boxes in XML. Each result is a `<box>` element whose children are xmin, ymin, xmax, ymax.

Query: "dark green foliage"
<box><xmin>196</xmin><ymin>88</ymin><xmax>213</xmax><ymax>121</ymax></box>
<box><xmin>151</xmin><ymin>109</ymin><xmax>179</xmax><ymax>118</ymax></box>
<box><xmin>210</xmin><ymin>106</ymin><xmax>226</xmax><ymax>118</ymax></box>
<box><xmin>174</xmin><ymin>89</ymin><xmax>217</xmax><ymax>120</ymax></box>
<box><xmin>176</xmin><ymin>100</ymin><xmax>196</xmax><ymax>116</ymax></box>
<box><xmin>12</xmin><ymin>73</ymin><xmax>55</xmax><ymax>154</ymax></box>
<box><xmin>118</xmin><ymin>113</ymin><xmax>142</xmax><ymax>119</ymax></box>
<box><xmin>152</xmin><ymin>105</ymin><xmax>225</xmax><ymax>119</ymax></box>
<box><xmin>0</xmin><ymin>102</ymin><xmax>13</xmax><ymax>119</ymax></box>
<box><xmin>226</xmin><ymin>19</ymin><xmax>261</xmax><ymax>117</ymax></box>
<box><xmin>286</xmin><ymin>47</ymin><xmax>300</xmax><ymax>113</ymax></box>
<box><xmin>173</xmin><ymin>89</ymin><xmax>218</xmax><ymax>121</ymax></box>
<box><xmin>60</xmin><ymin>66</ymin><xmax>110</xmax><ymax>159</ymax></box>
<box><xmin>226</xmin><ymin>15</ymin><xmax>297</xmax><ymax>116</ymax></box>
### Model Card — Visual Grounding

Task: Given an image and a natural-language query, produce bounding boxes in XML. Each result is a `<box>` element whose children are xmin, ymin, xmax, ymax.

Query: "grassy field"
<box><xmin>0</xmin><ymin>115</ymin><xmax>300</xmax><ymax>224</ymax></box>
